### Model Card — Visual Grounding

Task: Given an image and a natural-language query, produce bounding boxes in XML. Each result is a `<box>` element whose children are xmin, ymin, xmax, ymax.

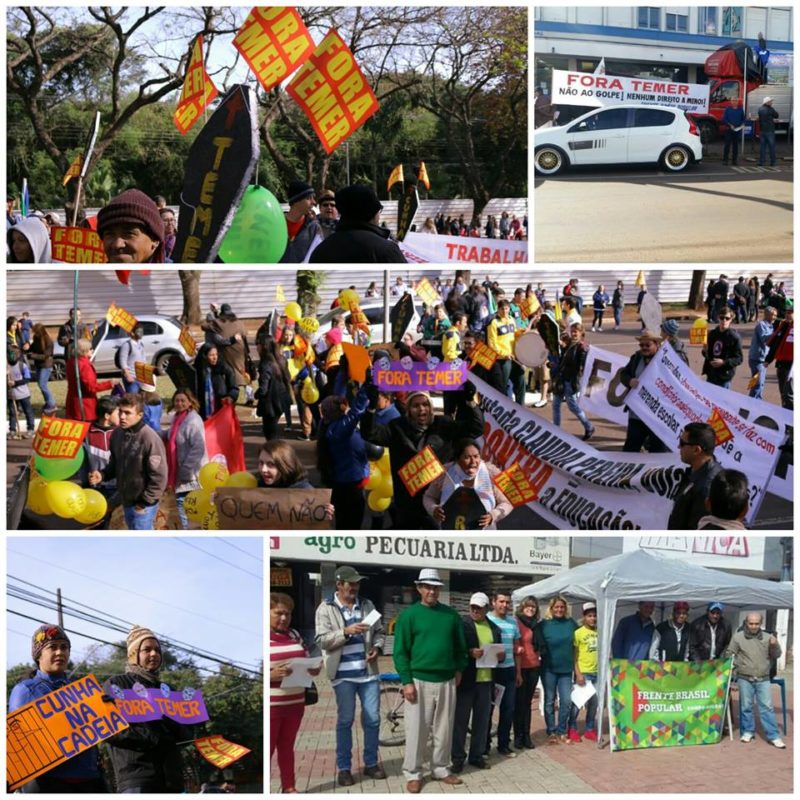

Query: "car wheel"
<box><xmin>50</xmin><ymin>358</ymin><xmax>66</xmax><ymax>381</ymax></box>
<box><xmin>535</xmin><ymin>146</ymin><xmax>566</xmax><ymax>176</ymax></box>
<box><xmin>154</xmin><ymin>351</ymin><xmax>178</xmax><ymax>376</ymax></box>
<box><xmin>661</xmin><ymin>145</ymin><xmax>691</xmax><ymax>172</ymax></box>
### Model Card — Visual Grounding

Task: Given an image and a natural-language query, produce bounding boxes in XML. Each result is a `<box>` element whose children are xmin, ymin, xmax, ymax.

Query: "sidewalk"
<box><xmin>270</xmin><ymin>658</ymin><xmax>793</xmax><ymax>794</ymax></box>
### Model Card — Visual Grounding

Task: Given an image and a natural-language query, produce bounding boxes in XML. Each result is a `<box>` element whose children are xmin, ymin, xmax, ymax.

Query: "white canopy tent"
<box><xmin>512</xmin><ymin>549</ymin><xmax>793</xmax><ymax>749</ymax></box>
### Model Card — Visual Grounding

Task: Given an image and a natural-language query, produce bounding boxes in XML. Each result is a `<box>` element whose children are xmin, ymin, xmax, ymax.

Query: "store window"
<box><xmin>722</xmin><ymin>6</ymin><xmax>743</xmax><ymax>36</ymax></box>
<box><xmin>698</xmin><ymin>7</ymin><xmax>718</xmax><ymax>34</ymax></box>
<box><xmin>666</xmin><ymin>13</ymin><xmax>688</xmax><ymax>32</ymax></box>
<box><xmin>637</xmin><ymin>7</ymin><xmax>660</xmax><ymax>29</ymax></box>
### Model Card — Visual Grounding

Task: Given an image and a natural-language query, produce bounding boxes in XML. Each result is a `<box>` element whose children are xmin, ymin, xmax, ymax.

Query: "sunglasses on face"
<box><xmin>320</xmin><ymin>201</ymin><xmax>336</xmax><ymax>208</ymax></box>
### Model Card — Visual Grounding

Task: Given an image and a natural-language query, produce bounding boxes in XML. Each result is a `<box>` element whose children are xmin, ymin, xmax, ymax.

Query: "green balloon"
<box><xmin>218</xmin><ymin>186</ymin><xmax>288</xmax><ymax>263</ymax></box>
<box><xmin>35</xmin><ymin>448</ymin><xmax>85</xmax><ymax>481</ymax></box>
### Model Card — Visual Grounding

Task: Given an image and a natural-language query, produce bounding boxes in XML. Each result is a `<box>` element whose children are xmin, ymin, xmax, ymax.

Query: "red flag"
<box><xmin>204</xmin><ymin>404</ymin><xmax>246</xmax><ymax>473</ymax></box>
<box><xmin>115</xmin><ymin>270</ymin><xmax>151</xmax><ymax>285</ymax></box>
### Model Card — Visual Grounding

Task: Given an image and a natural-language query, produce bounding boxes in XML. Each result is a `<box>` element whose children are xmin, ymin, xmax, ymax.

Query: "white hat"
<box><xmin>764</xmin><ymin>96</ymin><xmax>773</xmax><ymax>104</ymax></box>
<box><xmin>469</xmin><ymin>592</ymin><xmax>490</xmax><ymax>607</ymax></box>
<box><xmin>582</xmin><ymin>601</ymin><xmax>597</xmax><ymax>612</ymax></box>
<box><xmin>415</xmin><ymin>568</ymin><xmax>444</xmax><ymax>586</ymax></box>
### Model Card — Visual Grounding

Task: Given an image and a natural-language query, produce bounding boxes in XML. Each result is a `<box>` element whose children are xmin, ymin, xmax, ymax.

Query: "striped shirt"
<box><xmin>487</xmin><ymin>612</ymin><xmax>520</xmax><ymax>670</ymax></box>
<box><xmin>270</xmin><ymin>629</ymin><xmax>306</xmax><ymax>707</ymax></box>
<box><xmin>331</xmin><ymin>596</ymin><xmax>372</xmax><ymax>687</ymax></box>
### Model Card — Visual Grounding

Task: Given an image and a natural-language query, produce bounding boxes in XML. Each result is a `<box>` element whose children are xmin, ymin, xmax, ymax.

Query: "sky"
<box><xmin>6</xmin><ymin>536</ymin><xmax>263</xmax><ymax>675</ymax></box>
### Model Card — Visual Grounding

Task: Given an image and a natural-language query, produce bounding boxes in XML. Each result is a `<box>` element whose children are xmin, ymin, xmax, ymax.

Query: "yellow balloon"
<box><xmin>301</xmin><ymin>377</ymin><xmax>319</xmax><ymax>404</ymax></box>
<box><xmin>284</xmin><ymin>302</ymin><xmax>303</xmax><ymax>322</ymax></box>
<box><xmin>74</xmin><ymin>489</ymin><xmax>108</xmax><ymax>525</ymax></box>
<box><xmin>299</xmin><ymin>316</ymin><xmax>320</xmax><ymax>334</ymax></box>
<box><xmin>374</xmin><ymin>473</ymin><xmax>394</xmax><ymax>498</ymax></box>
<box><xmin>378</xmin><ymin>451</ymin><xmax>391</xmax><ymax>471</ymax></box>
<box><xmin>199</xmin><ymin>462</ymin><xmax>230</xmax><ymax>492</ymax></box>
<box><xmin>287</xmin><ymin>356</ymin><xmax>302</xmax><ymax>379</ymax></box>
<box><xmin>226</xmin><ymin>471</ymin><xmax>258</xmax><ymax>489</ymax></box>
<box><xmin>27</xmin><ymin>477</ymin><xmax>52</xmax><ymax>515</ymax></box>
<box><xmin>45</xmin><ymin>481</ymin><xmax>87</xmax><ymax>519</ymax></box>
<box><xmin>201</xmin><ymin>507</ymin><xmax>220</xmax><ymax>530</ymax></box>
<box><xmin>184</xmin><ymin>489</ymin><xmax>213</xmax><ymax>521</ymax></box>
<box><xmin>339</xmin><ymin>289</ymin><xmax>360</xmax><ymax>309</ymax></box>
<box><xmin>367</xmin><ymin>492</ymin><xmax>391</xmax><ymax>513</ymax></box>
<box><xmin>366</xmin><ymin>462</ymin><xmax>382</xmax><ymax>491</ymax></box>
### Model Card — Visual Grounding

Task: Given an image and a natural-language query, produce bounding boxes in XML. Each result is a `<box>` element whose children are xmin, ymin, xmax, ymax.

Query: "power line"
<box><xmin>173</xmin><ymin>538</ymin><xmax>263</xmax><ymax>580</ymax></box>
<box><xmin>215</xmin><ymin>537</ymin><xmax>264</xmax><ymax>563</ymax></box>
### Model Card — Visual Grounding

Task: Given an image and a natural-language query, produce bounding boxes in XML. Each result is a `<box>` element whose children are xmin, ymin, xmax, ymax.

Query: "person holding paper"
<box><xmin>451</xmin><ymin>592</ymin><xmax>503</xmax><ymax>773</ymax></box>
<box><xmin>567</xmin><ymin>602</ymin><xmax>599</xmax><ymax>743</ymax></box>
<box><xmin>118</xmin><ymin>324</ymin><xmax>146</xmax><ymax>394</ymax></box>
<box><xmin>314</xmin><ymin>566</ymin><xmax>386</xmax><ymax>787</ymax></box>
<box><xmin>9</xmin><ymin>624</ymin><xmax>105</xmax><ymax>792</ymax></box>
<box><xmin>513</xmin><ymin>596</ymin><xmax>542</xmax><ymax>750</ymax></box>
<box><xmin>722</xmin><ymin>96</ymin><xmax>745</xmax><ymax>166</ymax></box>
<box><xmin>105</xmin><ymin>625</ymin><xmax>183</xmax><ymax>792</ymax></box>
<box><xmin>270</xmin><ymin>593</ymin><xmax>321</xmax><ymax>794</ymax></box>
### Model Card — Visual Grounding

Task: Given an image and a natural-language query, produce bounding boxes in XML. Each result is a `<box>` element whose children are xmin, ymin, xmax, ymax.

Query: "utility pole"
<box><xmin>56</xmin><ymin>588</ymin><xmax>64</xmax><ymax>628</ymax></box>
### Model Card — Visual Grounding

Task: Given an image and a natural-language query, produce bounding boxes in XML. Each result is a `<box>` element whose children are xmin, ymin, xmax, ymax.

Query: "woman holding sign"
<box><xmin>65</xmin><ymin>339</ymin><xmax>116</xmax><ymax>421</ymax></box>
<box><xmin>104</xmin><ymin>626</ymin><xmax>184</xmax><ymax>793</ymax></box>
<box><xmin>8</xmin><ymin>624</ymin><xmax>105</xmax><ymax>792</ymax></box>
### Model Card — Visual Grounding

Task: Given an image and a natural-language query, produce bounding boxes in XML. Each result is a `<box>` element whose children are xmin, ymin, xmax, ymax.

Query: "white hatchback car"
<box><xmin>535</xmin><ymin>104</ymin><xmax>703</xmax><ymax>176</ymax></box>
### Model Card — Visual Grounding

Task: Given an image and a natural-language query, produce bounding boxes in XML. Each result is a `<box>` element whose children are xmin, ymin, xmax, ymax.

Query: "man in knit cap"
<box><xmin>280</xmin><ymin>179</ymin><xmax>322</xmax><ymax>262</ymax></box>
<box><xmin>105</xmin><ymin>625</ymin><xmax>184</xmax><ymax>792</ymax></box>
<box><xmin>98</xmin><ymin>188</ymin><xmax>166</xmax><ymax>263</ymax></box>
<box><xmin>8</xmin><ymin>625</ymin><xmax>106</xmax><ymax>792</ymax></box>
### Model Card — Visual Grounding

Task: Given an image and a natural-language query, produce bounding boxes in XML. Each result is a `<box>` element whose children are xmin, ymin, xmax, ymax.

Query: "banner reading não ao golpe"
<box><xmin>609</xmin><ymin>658</ymin><xmax>732</xmax><ymax>751</ymax></box>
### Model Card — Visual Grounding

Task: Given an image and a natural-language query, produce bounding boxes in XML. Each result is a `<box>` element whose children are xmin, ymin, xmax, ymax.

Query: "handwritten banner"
<box><xmin>134</xmin><ymin>361</ymin><xmax>156</xmax><ymax>386</ymax></box>
<box><xmin>105</xmin><ymin>303</ymin><xmax>138</xmax><ymax>334</ymax></box>
<box><xmin>375</xmin><ymin>360</ymin><xmax>467</xmax><ymax>391</ymax></box>
<box><xmin>33</xmin><ymin>416</ymin><xmax>90</xmax><ymax>459</ymax></box>
<box><xmin>179</xmin><ymin>326</ymin><xmax>197</xmax><ymax>357</ymax></box>
<box><xmin>51</xmin><ymin>227</ymin><xmax>108</xmax><ymax>263</ymax></box>
<box><xmin>287</xmin><ymin>28</ymin><xmax>379</xmax><ymax>154</ymax></box>
<box><xmin>6</xmin><ymin>674</ymin><xmax>128</xmax><ymax>791</ymax></box>
<box><xmin>108</xmin><ymin>684</ymin><xmax>209</xmax><ymax>724</ymax></box>
<box><xmin>493</xmin><ymin>463</ymin><xmax>538</xmax><ymax>507</ymax></box>
<box><xmin>469</xmin><ymin>341</ymin><xmax>498</xmax><ymax>371</ymax></box>
<box><xmin>174</xmin><ymin>35</ymin><xmax>219</xmax><ymax>134</ymax></box>
<box><xmin>215</xmin><ymin>487</ymin><xmax>332</xmax><ymax>529</ymax></box>
<box><xmin>398</xmin><ymin>446</ymin><xmax>444</xmax><ymax>497</ymax></box>
<box><xmin>195</xmin><ymin>735</ymin><xmax>252</xmax><ymax>768</ymax></box>
<box><xmin>234</xmin><ymin>7</ymin><xmax>314</xmax><ymax>92</ymax></box>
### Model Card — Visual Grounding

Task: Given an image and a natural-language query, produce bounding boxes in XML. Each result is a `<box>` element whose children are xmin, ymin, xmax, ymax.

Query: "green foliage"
<box><xmin>297</xmin><ymin>270</ymin><xmax>326</xmax><ymax>315</ymax></box>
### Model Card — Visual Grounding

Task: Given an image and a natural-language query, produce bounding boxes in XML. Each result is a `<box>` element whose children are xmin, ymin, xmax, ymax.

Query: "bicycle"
<box><xmin>378</xmin><ymin>671</ymin><xmax>405</xmax><ymax>746</ymax></box>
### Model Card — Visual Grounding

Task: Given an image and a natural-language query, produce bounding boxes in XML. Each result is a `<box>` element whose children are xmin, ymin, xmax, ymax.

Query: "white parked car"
<box><xmin>317</xmin><ymin>299</ymin><xmax>424</xmax><ymax>346</ymax></box>
<box><xmin>535</xmin><ymin>104</ymin><xmax>703</xmax><ymax>176</ymax></box>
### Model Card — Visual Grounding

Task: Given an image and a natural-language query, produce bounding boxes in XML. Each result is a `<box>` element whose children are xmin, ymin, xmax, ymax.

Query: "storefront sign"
<box><xmin>551</xmin><ymin>69</ymin><xmax>710</xmax><ymax>112</ymax></box>
<box><xmin>622</xmin><ymin>536</ymin><xmax>766</xmax><ymax>570</ymax></box>
<box><xmin>609</xmin><ymin>658</ymin><xmax>731</xmax><ymax>751</ymax></box>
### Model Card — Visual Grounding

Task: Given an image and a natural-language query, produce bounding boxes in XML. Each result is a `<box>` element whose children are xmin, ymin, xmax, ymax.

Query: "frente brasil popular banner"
<box><xmin>609</xmin><ymin>658</ymin><xmax>733</xmax><ymax>751</ymax></box>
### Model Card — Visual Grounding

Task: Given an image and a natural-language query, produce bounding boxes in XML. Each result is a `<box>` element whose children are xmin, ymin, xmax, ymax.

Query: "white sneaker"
<box><xmin>771</xmin><ymin>738</ymin><xmax>786</xmax><ymax>749</ymax></box>
<box><xmin>533</xmin><ymin>399</ymin><xmax>548</xmax><ymax>408</ymax></box>
<box><xmin>591</xmin><ymin>326</ymin><xmax>595</xmax><ymax>332</ymax></box>
<box><xmin>740</xmin><ymin>732</ymin><xmax>754</xmax><ymax>743</ymax></box>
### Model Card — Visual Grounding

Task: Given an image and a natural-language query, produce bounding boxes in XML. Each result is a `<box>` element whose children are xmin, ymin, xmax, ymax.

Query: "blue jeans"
<box><xmin>543</xmin><ymin>670</ymin><xmax>572</xmax><ymax>736</ymax></box>
<box><xmin>759</xmin><ymin>132</ymin><xmax>776</xmax><ymax>165</ymax></box>
<box><xmin>738</xmin><ymin>678</ymin><xmax>780</xmax><ymax>741</ymax></box>
<box><xmin>333</xmin><ymin>679</ymin><xmax>380</xmax><ymax>770</ymax></box>
<box><xmin>37</xmin><ymin>367</ymin><xmax>56</xmax><ymax>409</ymax></box>
<box><xmin>568</xmin><ymin>673</ymin><xmax>597</xmax><ymax>731</ymax></box>
<box><xmin>748</xmin><ymin>359</ymin><xmax>767</xmax><ymax>399</ymax></box>
<box><xmin>552</xmin><ymin>385</ymin><xmax>592</xmax><ymax>433</ymax></box>
<box><xmin>493</xmin><ymin>667</ymin><xmax>517</xmax><ymax>750</ymax></box>
<box><xmin>123</xmin><ymin>503</ymin><xmax>159</xmax><ymax>530</ymax></box>
<box><xmin>123</xmin><ymin>377</ymin><xmax>141</xmax><ymax>394</ymax></box>
<box><xmin>613</xmin><ymin>307</ymin><xmax>622</xmax><ymax>327</ymax></box>
<box><xmin>175</xmin><ymin>492</ymin><xmax>189</xmax><ymax>529</ymax></box>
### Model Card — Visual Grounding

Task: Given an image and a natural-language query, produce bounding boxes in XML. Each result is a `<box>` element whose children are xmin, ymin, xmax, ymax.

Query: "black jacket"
<box><xmin>459</xmin><ymin>615</ymin><xmax>502</xmax><ymax>691</ymax></box>
<box><xmin>280</xmin><ymin>215</ymin><xmax>323</xmax><ymax>263</ymax></box>
<box><xmin>688</xmin><ymin>615</ymin><xmax>732</xmax><ymax>661</ymax></box>
<box><xmin>195</xmin><ymin>359</ymin><xmax>239</xmax><ymax>419</ymax></box>
<box><xmin>104</xmin><ymin>672</ymin><xmax>185</xmax><ymax>792</ymax></box>
<box><xmin>256</xmin><ymin>360</ymin><xmax>291</xmax><ymax>419</ymax></box>
<box><xmin>653</xmin><ymin>620</ymin><xmax>689</xmax><ymax>661</ymax></box>
<box><xmin>667</xmin><ymin>457</ymin><xmax>723</xmax><ymax>530</ymax></box>
<box><xmin>702</xmin><ymin>327</ymin><xmax>742</xmax><ymax>383</ymax></box>
<box><xmin>309</xmin><ymin>220</ymin><xmax>407</xmax><ymax>263</ymax></box>
<box><xmin>102</xmin><ymin>419</ymin><xmax>168</xmax><ymax>507</ymax></box>
<box><xmin>553</xmin><ymin>340</ymin><xmax>588</xmax><ymax>393</ymax></box>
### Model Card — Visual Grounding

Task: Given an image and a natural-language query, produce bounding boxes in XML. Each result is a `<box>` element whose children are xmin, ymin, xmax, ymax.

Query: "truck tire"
<box><xmin>660</xmin><ymin>145</ymin><xmax>692</xmax><ymax>173</ymax></box>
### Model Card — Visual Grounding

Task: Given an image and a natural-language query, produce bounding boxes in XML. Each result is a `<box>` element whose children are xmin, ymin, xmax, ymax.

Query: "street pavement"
<box><xmin>270</xmin><ymin>657</ymin><xmax>793</xmax><ymax>794</ymax></box>
<box><xmin>535</xmin><ymin>140</ymin><xmax>793</xmax><ymax>262</ymax></box>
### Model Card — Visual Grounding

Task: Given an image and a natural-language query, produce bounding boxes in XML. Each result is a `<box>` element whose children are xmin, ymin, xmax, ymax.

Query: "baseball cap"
<box><xmin>673</xmin><ymin>601</ymin><xmax>690</xmax><ymax>611</ymax></box>
<box><xmin>708</xmin><ymin>602</ymin><xmax>724</xmax><ymax>612</ymax></box>
<box><xmin>415</xmin><ymin>568</ymin><xmax>444</xmax><ymax>586</ymax></box>
<box><xmin>470</xmin><ymin>592</ymin><xmax>490</xmax><ymax>607</ymax></box>
<box><xmin>335</xmin><ymin>565</ymin><xmax>365</xmax><ymax>582</ymax></box>
<box><xmin>582</xmin><ymin>602</ymin><xmax>597</xmax><ymax>613</ymax></box>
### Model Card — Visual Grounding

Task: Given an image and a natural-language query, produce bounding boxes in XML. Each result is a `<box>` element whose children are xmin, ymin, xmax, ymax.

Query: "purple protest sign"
<box><xmin>109</xmin><ymin>683</ymin><xmax>209</xmax><ymax>724</ymax></box>
<box><xmin>374</xmin><ymin>359</ymin><xmax>467</xmax><ymax>392</ymax></box>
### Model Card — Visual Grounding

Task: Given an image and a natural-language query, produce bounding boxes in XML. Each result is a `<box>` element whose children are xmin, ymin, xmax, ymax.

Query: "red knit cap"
<box><xmin>97</xmin><ymin>189</ymin><xmax>165</xmax><ymax>262</ymax></box>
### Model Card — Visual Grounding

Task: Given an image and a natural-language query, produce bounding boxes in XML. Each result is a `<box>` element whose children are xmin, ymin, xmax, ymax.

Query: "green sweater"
<box><xmin>392</xmin><ymin>601</ymin><xmax>469</xmax><ymax>685</ymax></box>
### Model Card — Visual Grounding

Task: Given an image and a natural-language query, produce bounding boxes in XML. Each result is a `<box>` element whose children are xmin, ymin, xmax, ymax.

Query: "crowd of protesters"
<box><xmin>271</xmin><ymin>573</ymin><xmax>784</xmax><ymax>793</ymax></box>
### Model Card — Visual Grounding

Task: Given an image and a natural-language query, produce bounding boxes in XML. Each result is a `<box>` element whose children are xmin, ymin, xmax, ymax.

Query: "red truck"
<box><xmin>689</xmin><ymin>41</ymin><xmax>793</xmax><ymax>142</ymax></box>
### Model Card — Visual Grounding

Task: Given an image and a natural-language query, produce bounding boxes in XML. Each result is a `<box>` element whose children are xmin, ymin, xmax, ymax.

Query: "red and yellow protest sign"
<box><xmin>179</xmin><ymin>326</ymin><xmax>197</xmax><ymax>357</ymax></box>
<box><xmin>7</xmin><ymin>674</ymin><xmax>128</xmax><ymax>791</ymax></box>
<box><xmin>493</xmin><ymin>463</ymin><xmax>539</xmax><ymax>507</ymax></box>
<box><xmin>62</xmin><ymin>154</ymin><xmax>83</xmax><ymax>186</ymax></box>
<box><xmin>414</xmin><ymin>277</ymin><xmax>439</xmax><ymax>307</ymax></box>
<box><xmin>469</xmin><ymin>341</ymin><xmax>498</xmax><ymax>371</ymax></box>
<box><xmin>234</xmin><ymin>7</ymin><xmax>315</xmax><ymax>93</ymax></box>
<box><xmin>195</xmin><ymin>735</ymin><xmax>252</xmax><ymax>769</ymax></box>
<box><xmin>287</xmin><ymin>28</ymin><xmax>379</xmax><ymax>154</ymax></box>
<box><xmin>51</xmin><ymin>227</ymin><xmax>107</xmax><ymax>263</ymax></box>
<box><xmin>707</xmin><ymin>406</ymin><xmax>734</xmax><ymax>446</ymax></box>
<box><xmin>174</xmin><ymin>35</ymin><xmax>219</xmax><ymax>135</ymax></box>
<box><xmin>33</xmin><ymin>416</ymin><xmax>90</xmax><ymax>459</ymax></box>
<box><xmin>518</xmin><ymin>294</ymin><xmax>541</xmax><ymax>319</ymax></box>
<box><xmin>106</xmin><ymin>303</ymin><xmax>138</xmax><ymax>334</ymax></box>
<box><xmin>134</xmin><ymin>362</ymin><xmax>156</xmax><ymax>386</ymax></box>
<box><xmin>398</xmin><ymin>446</ymin><xmax>444</xmax><ymax>497</ymax></box>
<box><xmin>690</xmin><ymin>318</ymin><xmax>708</xmax><ymax>345</ymax></box>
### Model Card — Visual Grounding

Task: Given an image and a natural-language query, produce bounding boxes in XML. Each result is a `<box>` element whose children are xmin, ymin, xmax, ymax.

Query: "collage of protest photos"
<box><xmin>3</xmin><ymin>3</ymin><xmax>797</xmax><ymax>799</ymax></box>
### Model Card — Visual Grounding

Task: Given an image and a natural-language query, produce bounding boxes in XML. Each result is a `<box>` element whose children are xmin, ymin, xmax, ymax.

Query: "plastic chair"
<box><xmin>771</xmin><ymin>677</ymin><xmax>788</xmax><ymax>735</ymax></box>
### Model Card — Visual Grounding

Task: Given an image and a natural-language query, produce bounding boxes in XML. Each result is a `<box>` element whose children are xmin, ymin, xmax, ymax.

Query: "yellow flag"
<box><xmin>387</xmin><ymin>164</ymin><xmax>404</xmax><ymax>192</ymax></box>
<box><xmin>417</xmin><ymin>161</ymin><xmax>430</xmax><ymax>190</ymax></box>
<box><xmin>62</xmin><ymin>153</ymin><xmax>83</xmax><ymax>186</ymax></box>
<box><xmin>635</xmin><ymin>270</ymin><xmax>646</xmax><ymax>287</ymax></box>
<box><xmin>276</xmin><ymin>285</ymin><xmax>286</xmax><ymax>302</ymax></box>
<box><xmin>554</xmin><ymin>297</ymin><xmax>563</xmax><ymax>322</ymax></box>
